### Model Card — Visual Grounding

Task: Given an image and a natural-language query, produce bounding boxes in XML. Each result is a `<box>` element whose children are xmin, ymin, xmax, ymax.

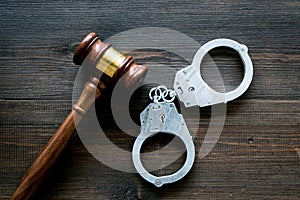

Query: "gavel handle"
<box><xmin>11</xmin><ymin>77</ymin><xmax>103</xmax><ymax>200</ymax></box>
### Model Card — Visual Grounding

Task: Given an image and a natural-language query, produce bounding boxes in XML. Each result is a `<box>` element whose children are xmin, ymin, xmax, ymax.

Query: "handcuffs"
<box><xmin>132</xmin><ymin>39</ymin><xmax>253</xmax><ymax>187</ymax></box>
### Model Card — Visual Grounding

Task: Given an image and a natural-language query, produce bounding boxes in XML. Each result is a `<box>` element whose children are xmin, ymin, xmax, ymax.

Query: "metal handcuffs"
<box><xmin>132</xmin><ymin>39</ymin><xmax>253</xmax><ymax>187</ymax></box>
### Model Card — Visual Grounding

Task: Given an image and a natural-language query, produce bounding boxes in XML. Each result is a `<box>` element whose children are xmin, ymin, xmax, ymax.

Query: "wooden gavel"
<box><xmin>11</xmin><ymin>32</ymin><xmax>148</xmax><ymax>200</ymax></box>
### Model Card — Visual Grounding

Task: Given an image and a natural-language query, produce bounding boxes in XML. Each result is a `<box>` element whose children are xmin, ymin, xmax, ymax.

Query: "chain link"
<box><xmin>149</xmin><ymin>86</ymin><xmax>176</xmax><ymax>103</ymax></box>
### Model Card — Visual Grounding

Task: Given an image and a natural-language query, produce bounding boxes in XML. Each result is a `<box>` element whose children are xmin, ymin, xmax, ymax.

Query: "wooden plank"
<box><xmin>0</xmin><ymin>0</ymin><xmax>299</xmax><ymax>199</ymax></box>
<box><xmin>0</xmin><ymin>1</ymin><xmax>299</xmax><ymax>100</ymax></box>
<box><xmin>1</xmin><ymin>100</ymin><xmax>299</xmax><ymax>199</ymax></box>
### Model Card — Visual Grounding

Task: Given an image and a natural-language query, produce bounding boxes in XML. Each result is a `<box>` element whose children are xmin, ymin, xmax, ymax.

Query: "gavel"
<box><xmin>11</xmin><ymin>32</ymin><xmax>148</xmax><ymax>200</ymax></box>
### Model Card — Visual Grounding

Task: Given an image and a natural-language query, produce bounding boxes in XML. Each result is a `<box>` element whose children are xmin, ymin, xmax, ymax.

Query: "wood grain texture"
<box><xmin>0</xmin><ymin>0</ymin><xmax>299</xmax><ymax>199</ymax></box>
<box><xmin>10</xmin><ymin>77</ymin><xmax>103</xmax><ymax>200</ymax></box>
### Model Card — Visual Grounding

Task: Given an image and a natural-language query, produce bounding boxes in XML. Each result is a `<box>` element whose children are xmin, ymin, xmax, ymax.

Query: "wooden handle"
<box><xmin>11</xmin><ymin>32</ymin><xmax>147</xmax><ymax>200</ymax></box>
<box><xmin>11</xmin><ymin>78</ymin><xmax>103</xmax><ymax>200</ymax></box>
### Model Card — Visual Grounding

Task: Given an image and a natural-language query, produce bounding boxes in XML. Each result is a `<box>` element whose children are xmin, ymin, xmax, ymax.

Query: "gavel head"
<box><xmin>73</xmin><ymin>32</ymin><xmax>148</xmax><ymax>89</ymax></box>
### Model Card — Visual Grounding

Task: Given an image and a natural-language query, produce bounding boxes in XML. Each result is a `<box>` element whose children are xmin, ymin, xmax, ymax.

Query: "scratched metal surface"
<box><xmin>0</xmin><ymin>0</ymin><xmax>299</xmax><ymax>199</ymax></box>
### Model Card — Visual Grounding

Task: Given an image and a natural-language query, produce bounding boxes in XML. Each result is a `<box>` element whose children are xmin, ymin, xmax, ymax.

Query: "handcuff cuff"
<box><xmin>132</xmin><ymin>39</ymin><xmax>254</xmax><ymax>187</ymax></box>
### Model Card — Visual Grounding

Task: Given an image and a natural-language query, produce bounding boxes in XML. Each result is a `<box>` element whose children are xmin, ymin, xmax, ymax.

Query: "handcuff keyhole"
<box><xmin>160</xmin><ymin>114</ymin><xmax>165</xmax><ymax>123</ymax></box>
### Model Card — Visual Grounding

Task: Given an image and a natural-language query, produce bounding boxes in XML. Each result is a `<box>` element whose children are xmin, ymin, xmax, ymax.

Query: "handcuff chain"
<box><xmin>149</xmin><ymin>86</ymin><xmax>176</xmax><ymax>103</ymax></box>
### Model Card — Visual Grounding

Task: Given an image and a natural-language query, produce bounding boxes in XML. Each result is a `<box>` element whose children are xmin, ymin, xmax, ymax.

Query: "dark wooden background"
<box><xmin>1</xmin><ymin>0</ymin><xmax>299</xmax><ymax>199</ymax></box>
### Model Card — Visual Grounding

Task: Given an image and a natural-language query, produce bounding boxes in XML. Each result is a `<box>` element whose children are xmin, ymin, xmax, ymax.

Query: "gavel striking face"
<box><xmin>11</xmin><ymin>33</ymin><xmax>148</xmax><ymax>200</ymax></box>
